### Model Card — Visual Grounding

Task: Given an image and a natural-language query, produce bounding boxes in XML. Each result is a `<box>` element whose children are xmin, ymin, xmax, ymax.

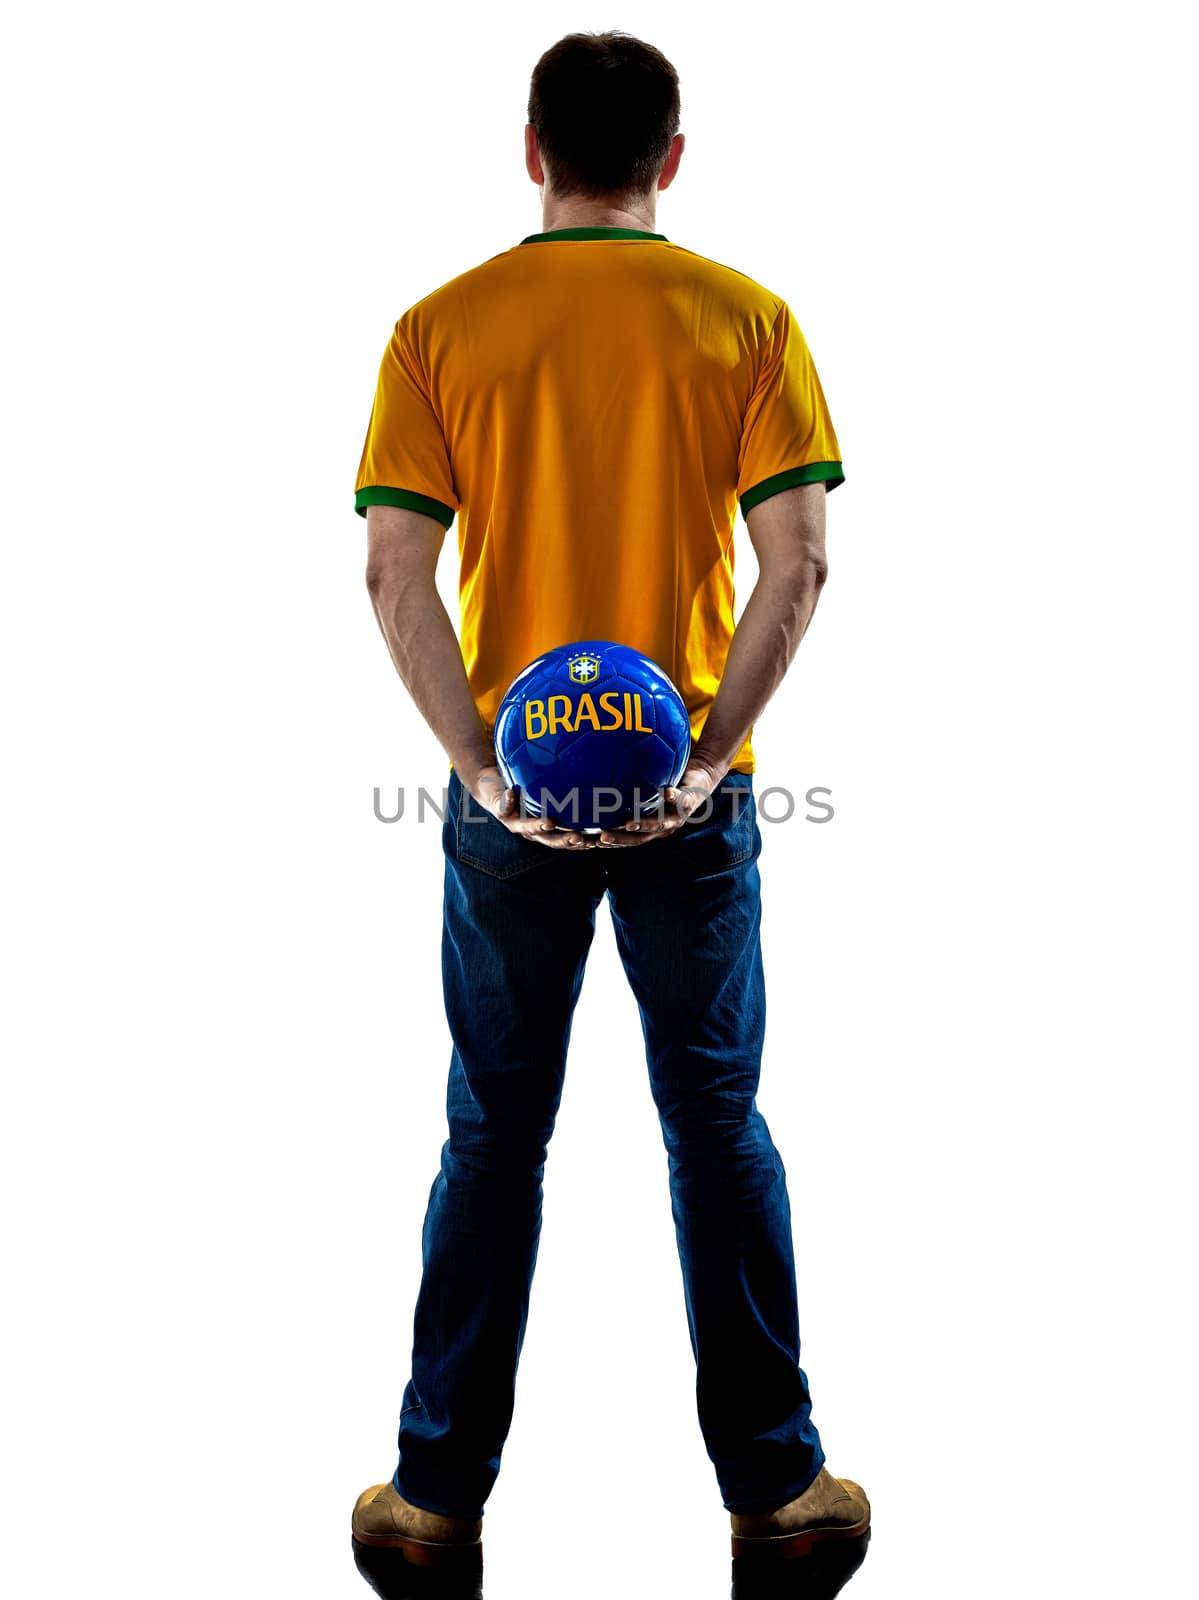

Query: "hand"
<box><xmin>592</xmin><ymin>757</ymin><xmax>725</xmax><ymax>849</ymax></box>
<box><xmin>466</xmin><ymin>764</ymin><xmax>595</xmax><ymax>851</ymax></box>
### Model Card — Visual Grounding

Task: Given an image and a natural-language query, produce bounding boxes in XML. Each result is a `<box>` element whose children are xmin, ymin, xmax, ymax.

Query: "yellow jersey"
<box><xmin>354</xmin><ymin>226</ymin><xmax>843</xmax><ymax>774</ymax></box>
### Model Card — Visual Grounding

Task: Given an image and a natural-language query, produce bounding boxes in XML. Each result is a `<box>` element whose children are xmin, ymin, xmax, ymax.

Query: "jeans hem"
<box><xmin>393</xmin><ymin>1467</ymin><xmax>484</xmax><ymax>1522</ymax></box>
<box><xmin>721</xmin><ymin>1448</ymin><xmax>826</xmax><ymax>1515</ymax></box>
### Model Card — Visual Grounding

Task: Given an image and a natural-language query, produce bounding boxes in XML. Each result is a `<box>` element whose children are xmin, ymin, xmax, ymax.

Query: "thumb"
<box><xmin>671</xmin><ymin>781</ymin><xmax>703</xmax><ymax>817</ymax></box>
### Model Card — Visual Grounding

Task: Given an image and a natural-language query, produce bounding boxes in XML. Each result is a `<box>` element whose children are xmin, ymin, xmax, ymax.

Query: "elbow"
<box><xmin>364</xmin><ymin>556</ymin><xmax>409</xmax><ymax>604</ymax></box>
<box><xmin>365</xmin><ymin>554</ymin><xmax>435</xmax><ymax>614</ymax></box>
<box><xmin>770</xmin><ymin>550</ymin><xmax>828</xmax><ymax>595</ymax></box>
<box><xmin>365</xmin><ymin>559</ymin><xmax>387</xmax><ymax>602</ymax></box>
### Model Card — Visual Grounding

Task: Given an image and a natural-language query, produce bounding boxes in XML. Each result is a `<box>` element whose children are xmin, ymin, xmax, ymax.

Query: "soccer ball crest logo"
<box><xmin>567</xmin><ymin>652</ymin><xmax>601</xmax><ymax>684</ymax></box>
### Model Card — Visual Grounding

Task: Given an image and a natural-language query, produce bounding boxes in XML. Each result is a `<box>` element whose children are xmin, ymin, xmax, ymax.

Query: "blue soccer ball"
<box><xmin>493</xmin><ymin>640</ymin><xmax>692</xmax><ymax>831</ymax></box>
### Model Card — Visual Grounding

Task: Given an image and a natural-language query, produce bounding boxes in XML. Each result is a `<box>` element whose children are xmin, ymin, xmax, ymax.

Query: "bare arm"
<box><xmin>594</xmin><ymin>480</ymin><xmax>829</xmax><ymax>846</ymax></box>
<box><xmin>691</xmin><ymin>480</ymin><xmax>829</xmax><ymax>780</ymax></box>
<box><xmin>364</xmin><ymin>503</ymin><xmax>495</xmax><ymax>785</ymax></box>
<box><xmin>364</xmin><ymin>504</ymin><xmax>589</xmax><ymax>847</ymax></box>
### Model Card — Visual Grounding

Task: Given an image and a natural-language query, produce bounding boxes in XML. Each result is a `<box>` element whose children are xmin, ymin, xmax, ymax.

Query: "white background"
<box><xmin>2</xmin><ymin>3</ymin><xmax>1195</xmax><ymax>1596</ymax></box>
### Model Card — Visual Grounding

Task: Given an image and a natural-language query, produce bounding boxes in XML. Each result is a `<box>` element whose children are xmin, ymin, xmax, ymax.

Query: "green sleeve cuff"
<box><xmin>354</xmin><ymin>486</ymin><xmax>456</xmax><ymax>527</ymax></box>
<box><xmin>740</xmin><ymin>461</ymin><xmax>844</xmax><ymax>516</ymax></box>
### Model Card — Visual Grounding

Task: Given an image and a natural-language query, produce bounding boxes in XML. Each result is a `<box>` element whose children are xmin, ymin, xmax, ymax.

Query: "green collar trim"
<box><xmin>519</xmin><ymin>226</ymin><xmax>668</xmax><ymax>244</ymax></box>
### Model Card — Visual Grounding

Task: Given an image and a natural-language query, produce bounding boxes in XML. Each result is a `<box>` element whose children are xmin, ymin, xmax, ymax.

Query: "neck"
<box><xmin>540</xmin><ymin>194</ymin><xmax>658</xmax><ymax>234</ymax></box>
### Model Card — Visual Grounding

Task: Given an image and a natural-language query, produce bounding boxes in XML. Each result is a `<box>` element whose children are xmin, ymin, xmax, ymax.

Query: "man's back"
<box><xmin>354</xmin><ymin>226</ymin><xmax>843</xmax><ymax>774</ymax></box>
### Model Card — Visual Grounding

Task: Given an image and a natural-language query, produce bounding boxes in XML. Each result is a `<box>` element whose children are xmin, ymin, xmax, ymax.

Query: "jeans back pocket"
<box><xmin>451</xmin><ymin>774</ymin><xmax>558</xmax><ymax>880</ymax></box>
<box><xmin>650</xmin><ymin>774</ymin><xmax>758</xmax><ymax>872</ymax></box>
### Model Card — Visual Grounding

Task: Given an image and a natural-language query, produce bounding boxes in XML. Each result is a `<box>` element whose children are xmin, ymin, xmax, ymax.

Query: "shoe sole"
<box><xmin>731</xmin><ymin>1514</ymin><xmax>871</xmax><ymax>1561</ymax></box>
<box><xmin>351</xmin><ymin>1530</ymin><xmax>483</xmax><ymax>1569</ymax></box>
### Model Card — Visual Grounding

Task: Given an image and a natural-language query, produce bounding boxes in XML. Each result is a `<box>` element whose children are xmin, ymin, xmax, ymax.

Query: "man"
<box><xmin>349</xmin><ymin>29</ymin><xmax>871</xmax><ymax>1578</ymax></box>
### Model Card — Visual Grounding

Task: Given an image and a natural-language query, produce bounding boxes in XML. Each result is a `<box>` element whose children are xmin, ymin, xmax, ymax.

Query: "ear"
<box><xmin>525</xmin><ymin>123</ymin><xmax>545</xmax><ymax>188</ymax></box>
<box><xmin>658</xmin><ymin>131</ymin><xmax>685</xmax><ymax>192</ymax></box>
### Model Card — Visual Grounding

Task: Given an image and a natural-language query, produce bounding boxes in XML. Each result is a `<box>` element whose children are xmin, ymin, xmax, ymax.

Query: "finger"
<box><xmin>501</xmin><ymin>814</ymin><xmax>551</xmax><ymax>839</ymax></box>
<box><xmin>629</xmin><ymin>814</ymin><xmax>687</xmax><ymax>843</ymax></box>
<box><xmin>612</xmin><ymin>815</ymin><xmax>670</xmax><ymax>838</ymax></box>
<box><xmin>527</xmin><ymin>825</ymin><xmax>585</xmax><ymax>848</ymax></box>
<box><xmin>596</xmin><ymin>815</ymin><xmax>656</xmax><ymax>843</ymax></box>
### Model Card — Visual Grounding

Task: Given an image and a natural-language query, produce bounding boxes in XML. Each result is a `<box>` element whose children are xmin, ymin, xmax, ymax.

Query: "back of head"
<box><xmin>527</xmin><ymin>31</ymin><xmax>681</xmax><ymax>203</ymax></box>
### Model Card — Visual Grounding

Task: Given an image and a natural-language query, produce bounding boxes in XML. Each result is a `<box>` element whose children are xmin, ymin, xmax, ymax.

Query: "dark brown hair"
<box><xmin>527</xmin><ymin>31</ymin><xmax>681</xmax><ymax>202</ymax></box>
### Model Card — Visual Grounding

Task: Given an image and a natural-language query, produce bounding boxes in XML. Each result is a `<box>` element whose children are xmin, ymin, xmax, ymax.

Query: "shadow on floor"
<box><xmin>351</xmin><ymin>1538</ymin><xmax>483</xmax><ymax>1600</ymax></box>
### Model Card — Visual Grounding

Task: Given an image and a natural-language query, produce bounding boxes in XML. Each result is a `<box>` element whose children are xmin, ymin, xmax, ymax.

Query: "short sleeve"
<box><xmin>736</xmin><ymin>300</ymin><xmax>844</xmax><ymax>518</ymax></box>
<box><xmin>353</xmin><ymin>315</ymin><xmax>459</xmax><ymax>526</ymax></box>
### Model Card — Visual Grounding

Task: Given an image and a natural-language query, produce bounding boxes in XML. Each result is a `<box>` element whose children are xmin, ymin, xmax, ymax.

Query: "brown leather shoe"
<box><xmin>351</xmin><ymin>1479</ymin><xmax>483</xmax><ymax>1568</ymax></box>
<box><xmin>730</xmin><ymin>1465</ymin><xmax>870</xmax><ymax>1559</ymax></box>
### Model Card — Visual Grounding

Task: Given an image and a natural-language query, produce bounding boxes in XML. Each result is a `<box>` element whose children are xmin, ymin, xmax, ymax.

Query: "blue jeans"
<box><xmin>392</xmin><ymin>769</ymin><xmax>825</xmax><ymax>1518</ymax></box>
